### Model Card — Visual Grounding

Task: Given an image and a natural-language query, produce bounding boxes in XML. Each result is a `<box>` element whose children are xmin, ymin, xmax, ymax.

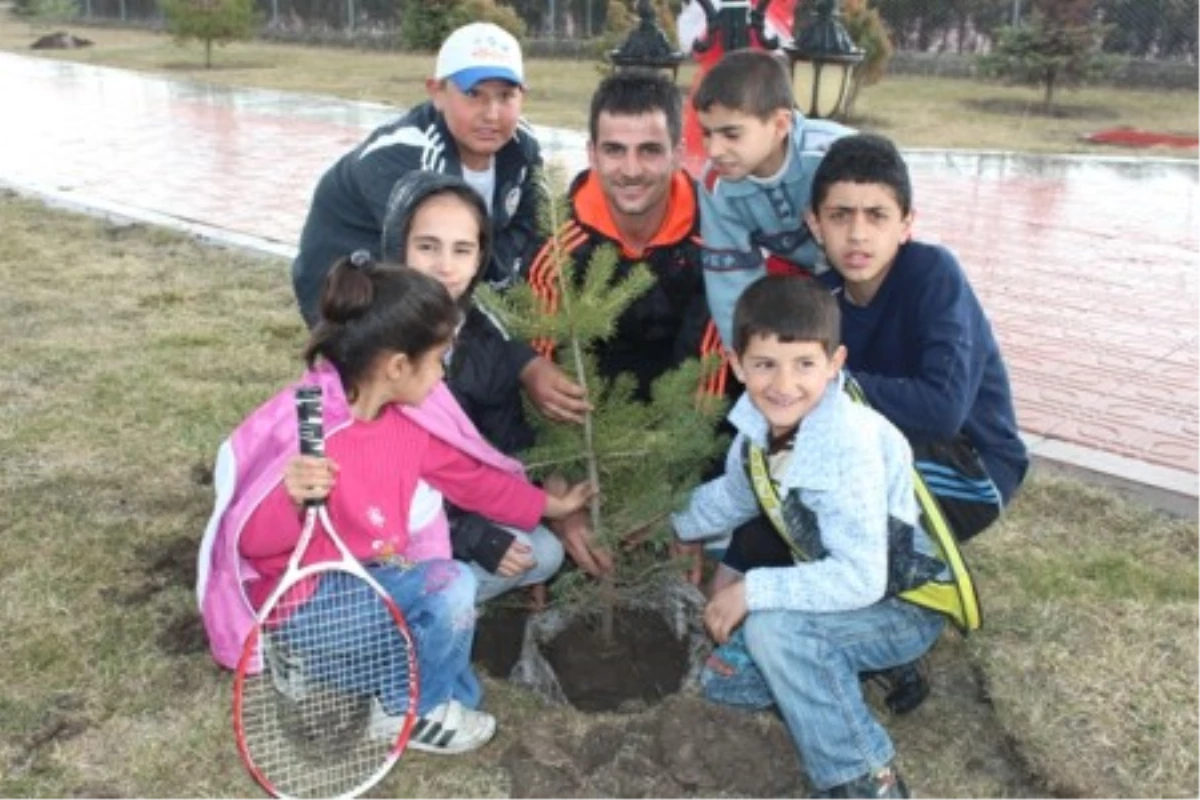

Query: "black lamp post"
<box><xmin>690</xmin><ymin>0</ymin><xmax>780</xmax><ymax>55</ymax></box>
<box><xmin>784</xmin><ymin>0</ymin><xmax>863</xmax><ymax>120</ymax></box>
<box><xmin>609</xmin><ymin>0</ymin><xmax>687</xmax><ymax>81</ymax></box>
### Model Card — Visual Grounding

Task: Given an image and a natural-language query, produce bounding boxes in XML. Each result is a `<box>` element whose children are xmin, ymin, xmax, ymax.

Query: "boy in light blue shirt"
<box><xmin>692</xmin><ymin>49</ymin><xmax>851</xmax><ymax>346</ymax></box>
<box><xmin>672</xmin><ymin>276</ymin><xmax>947</xmax><ymax>799</ymax></box>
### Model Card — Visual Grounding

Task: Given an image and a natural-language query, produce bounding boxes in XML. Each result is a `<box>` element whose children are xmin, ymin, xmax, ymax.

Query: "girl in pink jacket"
<box><xmin>198</xmin><ymin>254</ymin><xmax>591</xmax><ymax>755</ymax></box>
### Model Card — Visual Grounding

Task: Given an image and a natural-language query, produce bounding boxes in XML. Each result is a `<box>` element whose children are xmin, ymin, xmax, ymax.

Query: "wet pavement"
<box><xmin>1</xmin><ymin>52</ymin><xmax>1195</xmax><ymax>505</ymax></box>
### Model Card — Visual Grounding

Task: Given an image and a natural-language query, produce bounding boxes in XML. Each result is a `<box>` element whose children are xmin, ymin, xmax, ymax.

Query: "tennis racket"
<box><xmin>233</xmin><ymin>386</ymin><xmax>419</xmax><ymax>799</ymax></box>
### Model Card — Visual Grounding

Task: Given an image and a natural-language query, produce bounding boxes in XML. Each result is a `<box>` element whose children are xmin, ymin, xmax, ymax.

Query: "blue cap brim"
<box><xmin>448</xmin><ymin>67</ymin><xmax>523</xmax><ymax>92</ymax></box>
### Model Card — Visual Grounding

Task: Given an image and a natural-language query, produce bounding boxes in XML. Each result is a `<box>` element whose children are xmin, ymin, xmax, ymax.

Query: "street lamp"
<box><xmin>609</xmin><ymin>0</ymin><xmax>687</xmax><ymax>81</ymax></box>
<box><xmin>784</xmin><ymin>0</ymin><xmax>863</xmax><ymax>120</ymax></box>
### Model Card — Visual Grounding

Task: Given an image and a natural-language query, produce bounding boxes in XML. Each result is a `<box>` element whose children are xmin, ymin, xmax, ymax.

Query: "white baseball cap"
<box><xmin>435</xmin><ymin>22</ymin><xmax>525</xmax><ymax>92</ymax></box>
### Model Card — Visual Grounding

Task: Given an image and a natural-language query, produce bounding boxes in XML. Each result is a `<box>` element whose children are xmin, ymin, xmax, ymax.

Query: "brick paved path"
<box><xmin>2</xmin><ymin>52</ymin><xmax>1195</xmax><ymax>487</ymax></box>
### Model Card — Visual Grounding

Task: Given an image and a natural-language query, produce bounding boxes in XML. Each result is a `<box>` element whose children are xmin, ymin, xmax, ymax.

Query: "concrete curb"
<box><xmin>0</xmin><ymin>177</ymin><xmax>297</xmax><ymax>264</ymax></box>
<box><xmin>1023</xmin><ymin>433</ymin><xmax>1197</xmax><ymax>519</ymax></box>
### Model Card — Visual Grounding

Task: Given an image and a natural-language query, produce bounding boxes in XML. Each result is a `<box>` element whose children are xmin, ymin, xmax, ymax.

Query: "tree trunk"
<box><xmin>545</xmin><ymin>172</ymin><xmax>610</xmax><ymax>643</ymax></box>
<box><xmin>205</xmin><ymin>38</ymin><xmax>213</xmax><ymax>68</ymax></box>
<box><xmin>844</xmin><ymin>75</ymin><xmax>862</xmax><ymax>121</ymax></box>
<box><xmin>1042</xmin><ymin>68</ymin><xmax>1055</xmax><ymax>111</ymax></box>
<box><xmin>565</xmin><ymin>328</ymin><xmax>611</xmax><ymax>643</ymax></box>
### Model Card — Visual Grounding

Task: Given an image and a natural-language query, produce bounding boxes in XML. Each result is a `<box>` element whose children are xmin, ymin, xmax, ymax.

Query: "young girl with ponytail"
<box><xmin>197</xmin><ymin>254</ymin><xmax>591</xmax><ymax>754</ymax></box>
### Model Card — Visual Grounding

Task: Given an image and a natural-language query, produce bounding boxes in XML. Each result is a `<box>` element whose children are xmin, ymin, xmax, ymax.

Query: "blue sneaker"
<box><xmin>699</xmin><ymin>629</ymin><xmax>774</xmax><ymax>709</ymax></box>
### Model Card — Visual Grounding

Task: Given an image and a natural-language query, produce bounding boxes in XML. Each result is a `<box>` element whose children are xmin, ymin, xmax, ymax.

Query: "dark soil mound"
<box><xmin>544</xmin><ymin>608</ymin><xmax>688</xmax><ymax>712</ymax></box>
<box><xmin>31</xmin><ymin>31</ymin><xmax>93</xmax><ymax>49</ymax></box>
<box><xmin>501</xmin><ymin>693</ymin><xmax>806</xmax><ymax>797</ymax></box>
<box><xmin>472</xmin><ymin>604</ymin><xmax>530</xmax><ymax>679</ymax></box>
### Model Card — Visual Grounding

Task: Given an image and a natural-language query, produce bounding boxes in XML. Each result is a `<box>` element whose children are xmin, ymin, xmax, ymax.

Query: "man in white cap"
<box><xmin>293</xmin><ymin>22</ymin><xmax>541</xmax><ymax>323</ymax></box>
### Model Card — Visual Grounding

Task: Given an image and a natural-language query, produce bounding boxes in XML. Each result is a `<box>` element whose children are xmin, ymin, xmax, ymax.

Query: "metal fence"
<box><xmin>63</xmin><ymin>0</ymin><xmax>1200</xmax><ymax>63</ymax></box>
<box><xmin>71</xmin><ymin>0</ymin><xmax>608</xmax><ymax>36</ymax></box>
<box><xmin>875</xmin><ymin>0</ymin><xmax>1196</xmax><ymax>60</ymax></box>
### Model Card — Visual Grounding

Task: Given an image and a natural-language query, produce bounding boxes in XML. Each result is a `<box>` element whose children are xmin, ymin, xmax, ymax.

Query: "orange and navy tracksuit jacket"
<box><xmin>527</xmin><ymin>169</ymin><xmax>728</xmax><ymax>400</ymax></box>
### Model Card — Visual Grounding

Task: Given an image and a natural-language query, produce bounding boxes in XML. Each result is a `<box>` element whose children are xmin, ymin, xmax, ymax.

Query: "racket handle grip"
<box><xmin>295</xmin><ymin>386</ymin><xmax>325</xmax><ymax>458</ymax></box>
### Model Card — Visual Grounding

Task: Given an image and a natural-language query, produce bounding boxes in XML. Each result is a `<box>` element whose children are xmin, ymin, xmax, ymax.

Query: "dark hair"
<box><xmin>304</xmin><ymin>252</ymin><xmax>460</xmax><ymax>398</ymax></box>
<box><xmin>733</xmin><ymin>275</ymin><xmax>841</xmax><ymax>356</ymax></box>
<box><xmin>810</xmin><ymin>133</ymin><xmax>913</xmax><ymax>216</ymax></box>
<box><xmin>380</xmin><ymin>172</ymin><xmax>492</xmax><ymax>304</ymax></box>
<box><xmin>589</xmin><ymin>69</ymin><xmax>683</xmax><ymax>145</ymax></box>
<box><xmin>692</xmin><ymin>50</ymin><xmax>793</xmax><ymax>119</ymax></box>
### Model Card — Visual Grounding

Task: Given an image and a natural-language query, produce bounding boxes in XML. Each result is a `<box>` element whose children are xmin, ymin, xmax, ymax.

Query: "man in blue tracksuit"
<box><xmin>291</xmin><ymin>22</ymin><xmax>541</xmax><ymax>326</ymax></box>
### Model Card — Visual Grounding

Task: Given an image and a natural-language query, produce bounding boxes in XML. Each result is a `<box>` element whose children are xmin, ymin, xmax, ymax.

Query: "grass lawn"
<box><xmin>0</xmin><ymin>15</ymin><xmax>1197</xmax><ymax>154</ymax></box>
<box><xmin>0</xmin><ymin>193</ymin><xmax>1196</xmax><ymax>797</ymax></box>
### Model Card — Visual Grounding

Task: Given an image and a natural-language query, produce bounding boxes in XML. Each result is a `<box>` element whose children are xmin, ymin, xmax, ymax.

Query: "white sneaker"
<box><xmin>407</xmin><ymin>699</ymin><xmax>496</xmax><ymax>755</ymax></box>
<box><xmin>367</xmin><ymin>697</ymin><xmax>410</xmax><ymax>743</ymax></box>
<box><xmin>263</xmin><ymin>641</ymin><xmax>308</xmax><ymax>702</ymax></box>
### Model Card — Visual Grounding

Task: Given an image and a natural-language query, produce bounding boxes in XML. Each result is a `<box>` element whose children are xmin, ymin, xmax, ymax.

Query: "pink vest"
<box><xmin>195</xmin><ymin>362</ymin><xmax>524</xmax><ymax>673</ymax></box>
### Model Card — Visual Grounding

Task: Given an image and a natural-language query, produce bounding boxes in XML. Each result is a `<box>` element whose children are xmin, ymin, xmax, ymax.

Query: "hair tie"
<box><xmin>349</xmin><ymin>249</ymin><xmax>373</xmax><ymax>271</ymax></box>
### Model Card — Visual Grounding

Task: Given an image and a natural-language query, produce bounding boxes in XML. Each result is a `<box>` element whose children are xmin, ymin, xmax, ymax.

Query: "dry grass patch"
<box><xmin>0</xmin><ymin>194</ymin><xmax>1195</xmax><ymax>797</ymax></box>
<box><xmin>849</xmin><ymin>74</ymin><xmax>1199</xmax><ymax>156</ymax></box>
<box><xmin>968</xmin><ymin>477</ymin><xmax>1199</xmax><ymax>798</ymax></box>
<box><xmin>0</xmin><ymin>194</ymin><xmax>300</xmax><ymax>796</ymax></box>
<box><xmin>1</xmin><ymin>13</ymin><xmax>1195</xmax><ymax>153</ymax></box>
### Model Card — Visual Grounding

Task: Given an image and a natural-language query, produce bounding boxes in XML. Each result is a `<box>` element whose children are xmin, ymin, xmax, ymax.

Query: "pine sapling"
<box><xmin>477</xmin><ymin>170</ymin><xmax>727</xmax><ymax>644</ymax></box>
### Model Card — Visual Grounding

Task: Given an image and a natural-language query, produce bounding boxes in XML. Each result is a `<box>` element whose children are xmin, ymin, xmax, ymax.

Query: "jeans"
<box><xmin>470</xmin><ymin>524</ymin><xmax>564</xmax><ymax>603</ymax></box>
<box><xmin>700</xmin><ymin>598</ymin><xmax>945</xmax><ymax>791</ymax></box>
<box><xmin>278</xmin><ymin>559</ymin><xmax>481</xmax><ymax>717</ymax></box>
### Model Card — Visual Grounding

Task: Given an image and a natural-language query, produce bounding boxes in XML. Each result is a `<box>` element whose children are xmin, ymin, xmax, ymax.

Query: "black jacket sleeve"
<box><xmin>673</xmin><ymin>267</ymin><xmax>714</xmax><ymax>365</ymax></box>
<box><xmin>350</xmin><ymin>143</ymin><xmax>422</xmax><ymax>232</ymax></box>
<box><xmin>447</xmin><ymin>306</ymin><xmax>537</xmax><ymax>455</ymax></box>
<box><xmin>447</xmin><ymin>504</ymin><xmax>516</xmax><ymax>574</ymax></box>
<box><xmin>506</xmin><ymin>337</ymin><xmax>538</xmax><ymax>378</ymax></box>
<box><xmin>487</xmin><ymin>143</ymin><xmax>543</xmax><ymax>286</ymax></box>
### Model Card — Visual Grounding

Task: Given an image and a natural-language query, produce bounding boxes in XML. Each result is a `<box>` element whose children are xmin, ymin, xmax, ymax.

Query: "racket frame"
<box><xmin>232</xmin><ymin>387</ymin><xmax>419</xmax><ymax>799</ymax></box>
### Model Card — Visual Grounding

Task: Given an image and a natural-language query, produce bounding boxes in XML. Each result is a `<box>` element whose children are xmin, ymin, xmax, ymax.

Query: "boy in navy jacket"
<box><xmin>807</xmin><ymin>133</ymin><xmax>1028</xmax><ymax>523</ymax></box>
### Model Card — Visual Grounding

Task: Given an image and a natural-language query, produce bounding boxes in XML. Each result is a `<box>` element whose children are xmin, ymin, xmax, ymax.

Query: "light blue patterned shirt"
<box><xmin>698</xmin><ymin>111</ymin><xmax>852</xmax><ymax>346</ymax></box>
<box><xmin>672</xmin><ymin>372</ymin><xmax>937</xmax><ymax>613</ymax></box>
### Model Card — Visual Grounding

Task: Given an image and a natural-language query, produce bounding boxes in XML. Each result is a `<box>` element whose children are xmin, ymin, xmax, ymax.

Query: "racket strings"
<box><xmin>239</xmin><ymin>571</ymin><xmax>417</xmax><ymax>799</ymax></box>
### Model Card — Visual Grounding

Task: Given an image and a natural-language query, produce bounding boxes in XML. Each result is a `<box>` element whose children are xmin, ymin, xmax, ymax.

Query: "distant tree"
<box><xmin>874</xmin><ymin>0</ymin><xmax>948</xmax><ymax>51</ymax></box>
<box><xmin>595</xmin><ymin>0</ymin><xmax>677</xmax><ymax>61</ymax></box>
<box><xmin>841</xmin><ymin>0</ymin><xmax>894</xmax><ymax>120</ymax></box>
<box><xmin>594</xmin><ymin>0</ymin><xmax>634</xmax><ymax>58</ymax></box>
<box><xmin>400</xmin><ymin>0</ymin><xmax>526</xmax><ymax>51</ymax></box>
<box><xmin>15</xmin><ymin>0</ymin><xmax>77</xmax><ymax>27</ymax></box>
<box><xmin>979</xmin><ymin>0</ymin><xmax>1116</xmax><ymax>110</ymax></box>
<box><xmin>161</xmin><ymin>0</ymin><xmax>259</xmax><ymax>68</ymax></box>
<box><xmin>445</xmin><ymin>0</ymin><xmax>528</xmax><ymax>40</ymax></box>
